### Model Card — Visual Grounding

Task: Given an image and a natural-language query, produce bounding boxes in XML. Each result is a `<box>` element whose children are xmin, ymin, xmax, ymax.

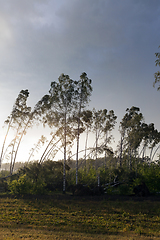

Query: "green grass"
<box><xmin>0</xmin><ymin>194</ymin><xmax>160</xmax><ymax>239</ymax></box>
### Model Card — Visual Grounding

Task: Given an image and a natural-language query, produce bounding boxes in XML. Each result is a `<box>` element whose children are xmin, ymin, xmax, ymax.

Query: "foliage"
<box><xmin>118</xmin><ymin>107</ymin><xmax>160</xmax><ymax>171</ymax></box>
<box><xmin>135</xmin><ymin>162</ymin><xmax>160</xmax><ymax>193</ymax></box>
<box><xmin>2</xmin><ymin>156</ymin><xmax>160</xmax><ymax>196</ymax></box>
<box><xmin>8</xmin><ymin>160</ymin><xmax>70</xmax><ymax>194</ymax></box>
<box><xmin>67</xmin><ymin>166</ymin><xmax>97</xmax><ymax>187</ymax></box>
<box><xmin>9</xmin><ymin>174</ymin><xmax>33</xmax><ymax>194</ymax></box>
<box><xmin>153</xmin><ymin>46</ymin><xmax>160</xmax><ymax>90</ymax></box>
<box><xmin>66</xmin><ymin>158</ymin><xmax>160</xmax><ymax>195</ymax></box>
<box><xmin>0</xmin><ymin>170</ymin><xmax>9</xmax><ymax>192</ymax></box>
<box><xmin>119</xmin><ymin>107</ymin><xmax>144</xmax><ymax>164</ymax></box>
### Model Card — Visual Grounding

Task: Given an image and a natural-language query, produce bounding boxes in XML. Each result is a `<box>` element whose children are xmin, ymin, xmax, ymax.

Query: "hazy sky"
<box><xmin>0</xmin><ymin>0</ymin><xmax>160</xmax><ymax>162</ymax></box>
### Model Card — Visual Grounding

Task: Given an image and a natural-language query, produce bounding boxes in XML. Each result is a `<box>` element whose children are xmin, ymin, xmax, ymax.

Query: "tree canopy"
<box><xmin>153</xmin><ymin>46</ymin><xmax>160</xmax><ymax>90</ymax></box>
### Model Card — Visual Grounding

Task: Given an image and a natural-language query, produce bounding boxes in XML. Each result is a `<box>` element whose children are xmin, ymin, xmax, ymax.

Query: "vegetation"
<box><xmin>153</xmin><ymin>45</ymin><xmax>160</xmax><ymax>90</ymax></box>
<box><xmin>0</xmin><ymin>157</ymin><xmax>159</xmax><ymax>196</ymax></box>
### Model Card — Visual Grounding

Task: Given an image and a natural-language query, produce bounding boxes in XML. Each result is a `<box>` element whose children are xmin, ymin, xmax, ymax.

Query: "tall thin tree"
<box><xmin>40</xmin><ymin>74</ymin><xmax>77</xmax><ymax>193</ymax></box>
<box><xmin>75</xmin><ymin>72</ymin><xmax>92</xmax><ymax>185</ymax></box>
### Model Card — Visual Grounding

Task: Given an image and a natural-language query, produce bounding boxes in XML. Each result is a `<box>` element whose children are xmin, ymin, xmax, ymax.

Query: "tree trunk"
<box><xmin>84</xmin><ymin>126</ymin><xmax>89</xmax><ymax>171</ymax></box>
<box><xmin>0</xmin><ymin>121</ymin><xmax>12</xmax><ymax>169</ymax></box>
<box><xmin>63</xmin><ymin>111</ymin><xmax>67</xmax><ymax>194</ymax></box>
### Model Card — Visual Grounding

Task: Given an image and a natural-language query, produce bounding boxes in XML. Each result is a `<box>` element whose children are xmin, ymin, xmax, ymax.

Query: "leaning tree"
<box><xmin>38</xmin><ymin>74</ymin><xmax>78</xmax><ymax>193</ymax></box>
<box><xmin>153</xmin><ymin>45</ymin><xmax>160</xmax><ymax>90</ymax></box>
<box><xmin>0</xmin><ymin>89</ymin><xmax>43</xmax><ymax>174</ymax></box>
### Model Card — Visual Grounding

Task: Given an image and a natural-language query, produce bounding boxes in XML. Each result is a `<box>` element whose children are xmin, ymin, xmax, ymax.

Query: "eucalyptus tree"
<box><xmin>140</xmin><ymin>123</ymin><xmax>160</xmax><ymax>161</ymax></box>
<box><xmin>118</xmin><ymin>108</ymin><xmax>134</xmax><ymax>166</ymax></box>
<box><xmin>0</xmin><ymin>90</ymin><xmax>32</xmax><ymax>173</ymax></box>
<box><xmin>39</xmin><ymin>74</ymin><xmax>77</xmax><ymax>193</ymax></box>
<box><xmin>28</xmin><ymin>135</ymin><xmax>47</xmax><ymax>162</ymax></box>
<box><xmin>153</xmin><ymin>46</ymin><xmax>160</xmax><ymax>90</ymax></box>
<box><xmin>140</xmin><ymin>123</ymin><xmax>154</xmax><ymax>159</ymax></box>
<box><xmin>150</xmin><ymin>130</ymin><xmax>160</xmax><ymax>161</ymax></box>
<box><xmin>119</xmin><ymin>107</ymin><xmax>144</xmax><ymax>170</ymax></box>
<box><xmin>81</xmin><ymin>110</ymin><xmax>93</xmax><ymax>165</ymax></box>
<box><xmin>39</xmin><ymin>132</ymin><xmax>61</xmax><ymax>164</ymax></box>
<box><xmin>103</xmin><ymin>110</ymin><xmax>117</xmax><ymax>167</ymax></box>
<box><xmin>1</xmin><ymin>89</ymin><xmax>47</xmax><ymax>174</ymax></box>
<box><xmin>0</xmin><ymin>90</ymin><xmax>29</xmax><ymax>168</ymax></box>
<box><xmin>74</xmin><ymin>72</ymin><xmax>92</xmax><ymax>184</ymax></box>
<box><xmin>151</xmin><ymin>136</ymin><xmax>160</xmax><ymax>161</ymax></box>
<box><xmin>32</xmin><ymin>94</ymin><xmax>62</xmax><ymax>164</ymax></box>
<box><xmin>10</xmin><ymin>92</ymin><xmax>45</xmax><ymax>174</ymax></box>
<box><xmin>92</xmin><ymin>109</ymin><xmax>107</xmax><ymax>163</ymax></box>
<box><xmin>92</xmin><ymin>109</ymin><xmax>110</xmax><ymax>186</ymax></box>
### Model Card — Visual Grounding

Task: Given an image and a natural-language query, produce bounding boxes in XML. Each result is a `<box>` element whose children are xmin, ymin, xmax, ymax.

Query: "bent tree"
<box><xmin>28</xmin><ymin>135</ymin><xmax>47</xmax><ymax>162</ymax></box>
<box><xmin>0</xmin><ymin>89</ymin><xmax>44</xmax><ymax>174</ymax></box>
<box><xmin>153</xmin><ymin>46</ymin><xmax>160</xmax><ymax>90</ymax></box>
<box><xmin>0</xmin><ymin>90</ymin><xmax>29</xmax><ymax>168</ymax></box>
<box><xmin>140</xmin><ymin>123</ymin><xmax>160</xmax><ymax>161</ymax></box>
<box><xmin>0</xmin><ymin>90</ymin><xmax>32</xmax><ymax>174</ymax></box>
<box><xmin>39</xmin><ymin>73</ymin><xmax>93</xmax><ymax>190</ymax></box>
<box><xmin>40</xmin><ymin>74</ymin><xmax>77</xmax><ymax>193</ymax></box>
<box><xmin>103</xmin><ymin>110</ymin><xmax>117</xmax><ymax>167</ymax></box>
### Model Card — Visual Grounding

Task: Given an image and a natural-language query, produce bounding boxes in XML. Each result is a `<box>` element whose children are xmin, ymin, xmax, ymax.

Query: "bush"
<box><xmin>6</xmin><ymin>158</ymin><xmax>160</xmax><ymax>195</ymax></box>
<box><xmin>8</xmin><ymin>174</ymin><xmax>32</xmax><ymax>194</ymax></box>
<box><xmin>8</xmin><ymin>174</ymin><xmax>47</xmax><ymax>195</ymax></box>
<box><xmin>118</xmin><ymin>183</ymin><xmax>133</xmax><ymax>195</ymax></box>
<box><xmin>8</xmin><ymin>160</ymin><xmax>70</xmax><ymax>194</ymax></box>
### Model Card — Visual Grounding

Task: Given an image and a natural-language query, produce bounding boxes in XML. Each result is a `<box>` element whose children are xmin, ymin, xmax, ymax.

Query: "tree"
<box><xmin>39</xmin><ymin>132</ymin><xmax>61</xmax><ymax>164</ymax></box>
<box><xmin>103</xmin><ymin>110</ymin><xmax>117</xmax><ymax>168</ymax></box>
<box><xmin>140</xmin><ymin>123</ymin><xmax>160</xmax><ymax>161</ymax></box>
<box><xmin>0</xmin><ymin>90</ymin><xmax>29</xmax><ymax>168</ymax></box>
<box><xmin>10</xmin><ymin>91</ymin><xmax>45</xmax><ymax>174</ymax></box>
<box><xmin>119</xmin><ymin>107</ymin><xmax>144</xmax><ymax>170</ymax></box>
<box><xmin>92</xmin><ymin>109</ymin><xmax>115</xmax><ymax>186</ymax></box>
<box><xmin>28</xmin><ymin>135</ymin><xmax>47</xmax><ymax>162</ymax></box>
<box><xmin>153</xmin><ymin>46</ymin><xmax>160</xmax><ymax>90</ymax></box>
<box><xmin>74</xmin><ymin>72</ymin><xmax>92</xmax><ymax>185</ymax></box>
<box><xmin>0</xmin><ymin>88</ymin><xmax>49</xmax><ymax>175</ymax></box>
<box><xmin>0</xmin><ymin>90</ymin><xmax>32</xmax><ymax>173</ymax></box>
<box><xmin>92</xmin><ymin>109</ymin><xmax>106</xmax><ymax>165</ymax></box>
<box><xmin>81</xmin><ymin>110</ymin><xmax>93</xmax><ymax>165</ymax></box>
<box><xmin>40</xmin><ymin>74</ymin><xmax>77</xmax><ymax>193</ymax></box>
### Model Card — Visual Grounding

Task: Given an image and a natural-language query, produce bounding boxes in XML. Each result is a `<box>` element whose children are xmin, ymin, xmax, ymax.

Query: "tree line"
<box><xmin>0</xmin><ymin>46</ymin><xmax>160</xmax><ymax>195</ymax></box>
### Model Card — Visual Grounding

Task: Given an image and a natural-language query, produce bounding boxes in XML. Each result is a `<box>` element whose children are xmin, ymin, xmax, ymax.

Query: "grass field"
<box><xmin>0</xmin><ymin>194</ymin><xmax>160</xmax><ymax>239</ymax></box>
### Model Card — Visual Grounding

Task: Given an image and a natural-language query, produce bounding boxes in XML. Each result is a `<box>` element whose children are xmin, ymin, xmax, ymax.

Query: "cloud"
<box><xmin>0</xmin><ymin>0</ymin><xmax>159</xmax><ymax>114</ymax></box>
<box><xmin>0</xmin><ymin>0</ymin><xmax>159</xmax><ymax>83</ymax></box>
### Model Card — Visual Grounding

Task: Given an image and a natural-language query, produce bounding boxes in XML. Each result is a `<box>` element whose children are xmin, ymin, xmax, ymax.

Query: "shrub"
<box><xmin>8</xmin><ymin>174</ymin><xmax>32</xmax><ymax>194</ymax></box>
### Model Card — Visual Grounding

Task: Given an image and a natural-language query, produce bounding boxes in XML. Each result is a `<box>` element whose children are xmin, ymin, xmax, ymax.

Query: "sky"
<box><xmin>0</xmin><ymin>0</ymin><xmax>160</xmax><ymax>163</ymax></box>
